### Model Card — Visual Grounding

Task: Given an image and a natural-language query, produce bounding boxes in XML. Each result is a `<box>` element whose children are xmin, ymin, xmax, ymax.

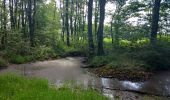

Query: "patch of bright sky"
<box><xmin>105</xmin><ymin>2</ymin><xmax>116</xmax><ymax>24</ymax></box>
<box><xmin>46</xmin><ymin>0</ymin><xmax>145</xmax><ymax>26</ymax></box>
<box><xmin>104</xmin><ymin>0</ymin><xmax>142</xmax><ymax>25</ymax></box>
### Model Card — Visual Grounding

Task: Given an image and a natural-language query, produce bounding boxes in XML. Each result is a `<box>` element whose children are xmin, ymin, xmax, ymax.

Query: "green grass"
<box><xmin>0</xmin><ymin>74</ymin><xmax>108</xmax><ymax>100</ymax></box>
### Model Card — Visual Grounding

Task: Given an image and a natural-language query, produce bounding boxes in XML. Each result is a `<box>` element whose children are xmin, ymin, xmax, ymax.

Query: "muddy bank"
<box><xmin>89</xmin><ymin>66</ymin><xmax>153</xmax><ymax>82</ymax></box>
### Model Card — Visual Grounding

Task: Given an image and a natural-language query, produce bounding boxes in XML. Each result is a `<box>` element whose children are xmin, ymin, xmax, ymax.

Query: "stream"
<box><xmin>0</xmin><ymin>57</ymin><xmax>170</xmax><ymax>100</ymax></box>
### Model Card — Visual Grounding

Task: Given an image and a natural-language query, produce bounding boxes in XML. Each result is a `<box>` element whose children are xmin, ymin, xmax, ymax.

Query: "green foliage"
<box><xmin>7</xmin><ymin>54</ymin><xmax>32</xmax><ymax>64</ymax></box>
<box><xmin>136</xmin><ymin>44</ymin><xmax>170</xmax><ymax>70</ymax></box>
<box><xmin>119</xmin><ymin>39</ymin><xmax>132</xmax><ymax>47</ymax></box>
<box><xmin>0</xmin><ymin>57</ymin><xmax>8</xmax><ymax>68</ymax></box>
<box><xmin>32</xmin><ymin>46</ymin><xmax>59</xmax><ymax>60</ymax></box>
<box><xmin>89</xmin><ymin>49</ymin><xmax>146</xmax><ymax>70</ymax></box>
<box><xmin>90</xmin><ymin>39</ymin><xmax>170</xmax><ymax>71</ymax></box>
<box><xmin>89</xmin><ymin>56</ymin><xmax>112</xmax><ymax>67</ymax></box>
<box><xmin>0</xmin><ymin>74</ymin><xmax>108</xmax><ymax>100</ymax></box>
<box><xmin>6</xmin><ymin>31</ymin><xmax>29</xmax><ymax>52</ymax></box>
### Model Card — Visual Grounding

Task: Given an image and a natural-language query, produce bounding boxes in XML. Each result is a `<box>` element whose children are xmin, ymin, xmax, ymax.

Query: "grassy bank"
<box><xmin>0</xmin><ymin>74</ymin><xmax>108</xmax><ymax>100</ymax></box>
<box><xmin>0</xmin><ymin>42</ymin><xmax>87</xmax><ymax>65</ymax></box>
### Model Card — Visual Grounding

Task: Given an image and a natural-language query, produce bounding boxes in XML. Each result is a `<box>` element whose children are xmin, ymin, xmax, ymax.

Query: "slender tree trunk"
<box><xmin>0</xmin><ymin>2</ymin><xmax>2</xmax><ymax>32</ymax></box>
<box><xmin>88</xmin><ymin>0</ymin><xmax>95</xmax><ymax>55</ymax></box>
<box><xmin>65</xmin><ymin>0</ymin><xmax>70</xmax><ymax>46</ymax></box>
<box><xmin>110</xmin><ymin>18</ymin><xmax>114</xmax><ymax>44</ymax></box>
<box><xmin>14</xmin><ymin>0</ymin><xmax>18</xmax><ymax>29</ymax></box>
<box><xmin>114</xmin><ymin>23</ymin><xmax>119</xmax><ymax>45</ymax></box>
<box><xmin>70</xmin><ymin>0</ymin><xmax>74</xmax><ymax>38</ymax></box>
<box><xmin>94</xmin><ymin>0</ymin><xmax>98</xmax><ymax>40</ymax></box>
<box><xmin>1</xmin><ymin>0</ymin><xmax>7</xmax><ymax>49</ymax></box>
<box><xmin>28</xmin><ymin>0</ymin><xmax>34</xmax><ymax>47</ymax></box>
<box><xmin>82</xmin><ymin>1</ymin><xmax>86</xmax><ymax>32</ymax></box>
<box><xmin>9</xmin><ymin>0</ymin><xmax>15</xmax><ymax>29</ymax></box>
<box><xmin>60</xmin><ymin>0</ymin><xmax>65</xmax><ymax>42</ymax></box>
<box><xmin>150</xmin><ymin>0</ymin><xmax>161</xmax><ymax>45</ymax></box>
<box><xmin>77</xmin><ymin>2</ymin><xmax>81</xmax><ymax>42</ymax></box>
<box><xmin>21</xmin><ymin>0</ymin><xmax>26</xmax><ymax>38</ymax></box>
<box><xmin>32</xmin><ymin>0</ymin><xmax>36</xmax><ymax>46</ymax></box>
<box><xmin>97</xmin><ymin>0</ymin><xmax>106</xmax><ymax>55</ymax></box>
<box><xmin>74</xmin><ymin>0</ymin><xmax>78</xmax><ymax>42</ymax></box>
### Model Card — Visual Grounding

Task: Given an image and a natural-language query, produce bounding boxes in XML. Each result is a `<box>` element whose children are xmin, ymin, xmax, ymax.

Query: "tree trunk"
<box><xmin>70</xmin><ymin>0</ymin><xmax>74</xmax><ymax>38</ymax></box>
<box><xmin>1</xmin><ymin>0</ymin><xmax>7</xmax><ymax>49</ymax></box>
<box><xmin>65</xmin><ymin>0</ymin><xmax>70</xmax><ymax>46</ymax></box>
<box><xmin>21</xmin><ymin>0</ymin><xmax>26</xmax><ymax>38</ymax></box>
<box><xmin>94</xmin><ymin>0</ymin><xmax>99</xmax><ymax>40</ymax></box>
<box><xmin>14</xmin><ymin>0</ymin><xmax>18</xmax><ymax>29</ymax></box>
<box><xmin>60</xmin><ymin>0</ymin><xmax>65</xmax><ymax>42</ymax></box>
<box><xmin>88</xmin><ymin>0</ymin><xmax>95</xmax><ymax>55</ymax></box>
<box><xmin>110</xmin><ymin>18</ymin><xmax>114</xmax><ymax>44</ymax></box>
<box><xmin>9</xmin><ymin>0</ymin><xmax>15</xmax><ymax>29</ymax></box>
<box><xmin>97</xmin><ymin>0</ymin><xmax>106</xmax><ymax>55</ymax></box>
<box><xmin>28</xmin><ymin>0</ymin><xmax>34</xmax><ymax>47</ymax></box>
<box><xmin>32</xmin><ymin>0</ymin><xmax>36</xmax><ymax>46</ymax></box>
<box><xmin>150</xmin><ymin>0</ymin><xmax>161</xmax><ymax>45</ymax></box>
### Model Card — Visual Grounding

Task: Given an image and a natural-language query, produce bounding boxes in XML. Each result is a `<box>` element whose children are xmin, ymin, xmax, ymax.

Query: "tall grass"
<box><xmin>0</xmin><ymin>74</ymin><xmax>108</xmax><ymax>100</ymax></box>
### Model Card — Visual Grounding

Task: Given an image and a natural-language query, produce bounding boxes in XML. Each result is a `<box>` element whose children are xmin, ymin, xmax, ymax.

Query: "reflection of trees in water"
<box><xmin>142</xmin><ymin>72</ymin><xmax>170</xmax><ymax>96</ymax></box>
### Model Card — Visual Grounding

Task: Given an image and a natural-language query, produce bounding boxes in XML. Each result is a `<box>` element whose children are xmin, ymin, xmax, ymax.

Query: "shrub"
<box><xmin>89</xmin><ymin>56</ymin><xmax>112</xmax><ymax>67</ymax></box>
<box><xmin>32</xmin><ymin>46</ymin><xmax>58</xmax><ymax>60</ymax></box>
<box><xmin>9</xmin><ymin>54</ymin><xmax>26</xmax><ymax>64</ymax></box>
<box><xmin>141</xmin><ymin>50</ymin><xmax>170</xmax><ymax>70</ymax></box>
<box><xmin>0</xmin><ymin>57</ymin><xmax>8</xmax><ymax>68</ymax></box>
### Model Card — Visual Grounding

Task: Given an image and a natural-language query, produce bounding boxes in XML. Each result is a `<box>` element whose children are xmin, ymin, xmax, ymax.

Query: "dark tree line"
<box><xmin>60</xmin><ymin>0</ymin><xmax>106</xmax><ymax>55</ymax></box>
<box><xmin>0</xmin><ymin>0</ymin><xmax>168</xmax><ymax>56</ymax></box>
<box><xmin>59</xmin><ymin>0</ymin><xmax>165</xmax><ymax>55</ymax></box>
<box><xmin>0</xmin><ymin>0</ymin><xmax>37</xmax><ymax>49</ymax></box>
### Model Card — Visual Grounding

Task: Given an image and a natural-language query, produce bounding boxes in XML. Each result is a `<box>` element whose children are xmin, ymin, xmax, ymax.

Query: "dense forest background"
<box><xmin>0</xmin><ymin>0</ymin><xmax>170</xmax><ymax>71</ymax></box>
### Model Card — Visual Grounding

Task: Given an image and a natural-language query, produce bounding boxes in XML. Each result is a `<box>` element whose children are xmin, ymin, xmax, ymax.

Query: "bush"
<box><xmin>139</xmin><ymin>49</ymin><xmax>170</xmax><ymax>70</ymax></box>
<box><xmin>32</xmin><ymin>46</ymin><xmax>59</xmax><ymax>60</ymax></box>
<box><xmin>89</xmin><ymin>56</ymin><xmax>112</xmax><ymax>67</ymax></box>
<box><xmin>89</xmin><ymin>40</ymin><xmax>170</xmax><ymax>71</ymax></box>
<box><xmin>0</xmin><ymin>57</ymin><xmax>8</xmax><ymax>68</ymax></box>
<box><xmin>9</xmin><ymin>54</ymin><xmax>26</xmax><ymax>64</ymax></box>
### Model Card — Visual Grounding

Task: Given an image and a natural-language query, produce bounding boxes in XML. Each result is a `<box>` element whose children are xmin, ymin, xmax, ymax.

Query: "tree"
<box><xmin>60</xmin><ymin>0</ymin><xmax>65</xmax><ymax>42</ymax></box>
<box><xmin>70</xmin><ymin>0</ymin><xmax>74</xmax><ymax>38</ymax></box>
<box><xmin>1</xmin><ymin>0</ymin><xmax>7</xmax><ymax>49</ymax></box>
<box><xmin>88</xmin><ymin>0</ymin><xmax>95</xmax><ymax>55</ymax></box>
<box><xmin>65</xmin><ymin>0</ymin><xmax>70</xmax><ymax>46</ymax></box>
<box><xmin>9</xmin><ymin>0</ymin><xmax>15</xmax><ymax>29</ymax></box>
<box><xmin>28</xmin><ymin>0</ymin><xmax>34</xmax><ymax>47</ymax></box>
<box><xmin>97</xmin><ymin>0</ymin><xmax>106</xmax><ymax>55</ymax></box>
<box><xmin>150</xmin><ymin>0</ymin><xmax>162</xmax><ymax>45</ymax></box>
<box><xmin>94</xmin><ymin>0</ymin><xmax>99</xmax><ymax>41</ymax></box>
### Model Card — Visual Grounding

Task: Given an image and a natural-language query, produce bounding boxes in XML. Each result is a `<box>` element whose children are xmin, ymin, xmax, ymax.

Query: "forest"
<box><xmin>0</xmin><ymin>0</ymin><xmax>170</xmax><ymax>100</ymax></box>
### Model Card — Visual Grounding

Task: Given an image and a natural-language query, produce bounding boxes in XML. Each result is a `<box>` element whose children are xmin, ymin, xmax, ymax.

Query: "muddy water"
<box><xmin>0</xmin><ymin>57</ymin><xmax>170</xmax><ymax>100</ymax></box>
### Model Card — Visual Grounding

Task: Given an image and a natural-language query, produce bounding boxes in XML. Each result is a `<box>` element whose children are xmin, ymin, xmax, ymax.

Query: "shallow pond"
<box><xmin>0</xmin><ymin>57</ymin><xmax>170</xmax><ymax>100</ymax></box>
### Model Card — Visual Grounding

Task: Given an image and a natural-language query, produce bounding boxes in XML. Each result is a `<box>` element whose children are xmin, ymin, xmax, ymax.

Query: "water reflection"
<box><xmin>100</xmin><ymin>71</ymin><xmax>170</xmax><ymax>97</ymax></box>
<box><xmin>53</xmin><ymin>73</ymin><xmax>170</xmax><ymax>98</ymax></box>
<box><xmin>101</xmin><ymin>78</ymin><xmax>144</xmax><ymax>90</ymax></box>
<box><xmin>122</xmin><ymin>81</ymin><xmax>143</xmax><ymax>90</ymax></box>
<box><xmin>100</xmin><ymin>77</ymin><xmax>170</xmax><ymax>99</ymax></box>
